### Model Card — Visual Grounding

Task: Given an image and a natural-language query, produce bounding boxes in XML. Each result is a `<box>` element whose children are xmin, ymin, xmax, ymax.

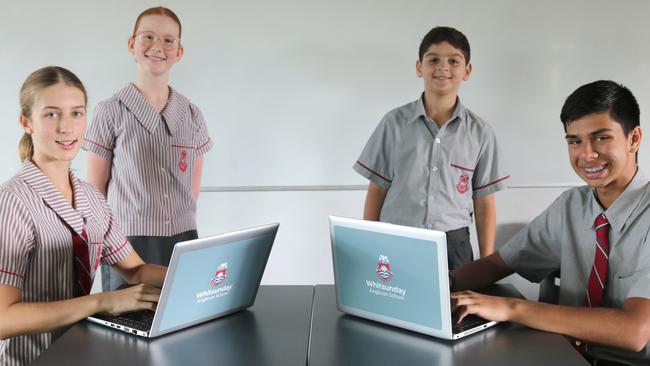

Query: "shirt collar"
<box><xmin>117</xmin><ymin>83</ymin><xmax>189</xmax><ymax>135</ymax></box>
<box><xmin>18</xmin><ymin>159</ymin><xmax>93</xmax><ymax>236</ymax></box>
<box><xmin>584</xmin><ymin>168</ymin><xmax>648</xmax><ymax>233</ymax></box>
<box><xmin>408</xmin><ymin>93</ymin><xmax>466</xmax><ymax>126</ymax></box>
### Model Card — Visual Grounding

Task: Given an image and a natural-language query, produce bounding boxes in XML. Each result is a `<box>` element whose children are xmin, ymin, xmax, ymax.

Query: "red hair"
<box><xmin>132</xmin><ymin>6</ymin><xmax>182</xmax><ymax>38</ymax></box>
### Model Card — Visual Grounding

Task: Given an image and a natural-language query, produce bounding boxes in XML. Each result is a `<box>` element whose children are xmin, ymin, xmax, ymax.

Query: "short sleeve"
<box><xmin>0</xmin><ymin>191</ymin><xmax>34</xmax><ymax>289</ymax></box>
<box><xmin>472</xmin><ymin>125</ymin><xmax>509</xmax><ymax>198</ymax></box>
<box><xmin>499</xmin><ymin>195</ymin><xmax>565</xmax><ymax>283</ymax></box>
<box><xmin>190</xmin><ymin>104</ymin><xmax>213</xmax><ymax>156</ymax></box>
<box><xmin>625</xmin><ymin>236</ymin><xmax>650</xmax><ymax>299</ymax></box>
<box><xmin>82</xmin><ymin>101</ymin><xmax>117</xmax><ymax>161</ymax></box>
<box><xmin>99</xmin><ymin>199</ymin><xmax>133</xmax><ymax>265</ymax></box>
<box><xmin>353</xmin><ymin>115</ymin><xmax>396</xmax><ymax>191</ymax></box>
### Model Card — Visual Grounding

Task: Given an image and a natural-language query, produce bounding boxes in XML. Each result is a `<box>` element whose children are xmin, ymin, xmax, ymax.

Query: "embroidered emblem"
<box><xmin>456</xmin><ymin>174</ymin><xmax>470</xmax><ymax>194</ymax></box>
<box><xmin>179</xmin><ymin>149</ymin><xmax>188</xmax><ymax>172</ymax></box>
<box><xmin>376</xmin><ymin>254</ymin><xmax>393</xmax><ymax>282</ymax></box>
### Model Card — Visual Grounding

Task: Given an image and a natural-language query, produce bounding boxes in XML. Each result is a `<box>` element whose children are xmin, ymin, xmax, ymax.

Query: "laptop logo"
<box><xmin>376</xmin><ymin>254</ymin><xmax>393</xmax><ymax>282</ymax></box>
<box><xmin>211</xmin><ymin>263</ymin><xmax>228</xmax><ymax>287</ymax></box>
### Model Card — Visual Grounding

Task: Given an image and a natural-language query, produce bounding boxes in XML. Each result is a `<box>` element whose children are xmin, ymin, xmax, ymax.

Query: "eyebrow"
<box><xmin>41</xmin><ymin>105</ymin><xmax>86</xmax><ymax>110</ymax></box>
<box><xmin>424</xmin><ymin>52</ymin><xmax>464</xmax><ymax>59</ymax></box>
<box><xmin>565</xmin><ymin>128</ymin><xmax>613</xmax><ymax>139</ymax></box>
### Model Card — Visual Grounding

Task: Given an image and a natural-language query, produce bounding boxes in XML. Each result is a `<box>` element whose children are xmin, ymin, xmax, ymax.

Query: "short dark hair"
<box><xmin>560</xmin><ymin>80</ymin><xmax>640</xmax><ymax>135</ymax></box>
<box><xmin>418</xmin><ymin>26</ymin><xmax>470</xmax><ymax>63</ymax></box>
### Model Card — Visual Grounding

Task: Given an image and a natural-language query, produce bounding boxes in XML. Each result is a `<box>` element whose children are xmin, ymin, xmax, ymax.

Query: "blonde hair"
<box><xmin>132</xmin><ymin>6</ymin><xmax>182</xmax><ymax>39</ymax></box>
<box><xmin>19</xmin><ymin>66</ymin><xmax>87</xmax><ymax>161</ymax></box>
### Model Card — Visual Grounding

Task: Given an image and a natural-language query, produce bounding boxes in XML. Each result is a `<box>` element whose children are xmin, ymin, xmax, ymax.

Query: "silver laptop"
<box><xmin>88</xmin><ymin>223</ymin><xmax>279</xmax><ymax>338</ymax></box>
<box><xmin>329</xmin><ymin>216</ymin><xmax>496</xmax><ymax>340</ymax></box>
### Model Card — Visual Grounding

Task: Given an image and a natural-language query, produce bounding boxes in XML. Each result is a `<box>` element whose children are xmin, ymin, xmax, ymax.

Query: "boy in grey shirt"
<box><xmin>452</xmin><ymin>80</ymin><xmax>650</xmax><ymax>365</ymax></box>
<box><xmin>354</xmin><ymin>27</ymin><xmax>509</xmax><ymax>270</ymax></box>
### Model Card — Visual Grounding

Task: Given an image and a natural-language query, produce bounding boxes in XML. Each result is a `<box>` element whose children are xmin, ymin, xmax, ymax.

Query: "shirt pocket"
<box><xmin>449</xmin><ymin>162</ymin><xmax>475</xmax><ymax>196</ymax></box>
<box><xmin>169</xmin><ymin>139</ymin><xmax>195</xmax><ymax>175</ymax></box>
<box><xmin>609</xmin><ymin>272</ymin><xmax>643</xmax><ymax>308</ymax></box>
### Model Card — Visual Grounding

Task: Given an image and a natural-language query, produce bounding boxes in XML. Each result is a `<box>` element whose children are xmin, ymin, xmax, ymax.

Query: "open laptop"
<box><xmin>329</xmin><ymin>216</ymin><xmax>496</xmax><ymax>340</ymax></box>
<box><xmin>87</xmin><ymin>223</ymin><xmax>279</xmax><ymax>338</ymax></box>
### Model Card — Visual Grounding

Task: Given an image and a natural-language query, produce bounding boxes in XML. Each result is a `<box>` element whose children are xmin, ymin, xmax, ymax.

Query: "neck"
<box><xmin>423</xmin><ymin>90</ymin><xmax>457</xmax><ymax>127</ymax></box>
<box><xmin>134</xmin><ymin>73</ymin><xmax>170</xmax><ymax>112</ymax></box>
<box><xmin>31</xmin><ymin>157</ymin><xmax>73</xmax><ymax>205</ymax></box>
<box><xmin>595</xmin><ymin>165</ymin><xmax>638</xmax><ymax>209</ymax></box>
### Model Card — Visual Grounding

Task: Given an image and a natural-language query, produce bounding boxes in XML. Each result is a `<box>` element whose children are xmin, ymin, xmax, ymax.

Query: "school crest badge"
<box><xmin>210</xmin><ymin>263</ymin><xmax>228</xmax><ymax>287</ymax></box>
<box><xmin>179</xmin><ymin>149</ymin><xmax>188</xmax><ymax>172</ymax></box>
<box><xmin>456</xmin><ymin>174</ymin><xmax>470</xmax><ymax>194</ymax></box>
<box><xmin>376</xmin><ymin>254</ymin><xmax>393</xmax><ymax>282</ymax></box>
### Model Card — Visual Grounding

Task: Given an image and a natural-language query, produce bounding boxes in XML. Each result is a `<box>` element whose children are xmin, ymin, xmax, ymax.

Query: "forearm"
<box><xmin>123</xmin><ymin>264</ymin><xmax>167</xmax><ymax>288</ymax></box>
<box><xmin>0</xmin><ymin>295</ymin><xmax>103</xmax><ymax>339</ymax></box>
<box><xmin>363</xmin><ymin>182</ymin><xmax>387</xmax><ymax>221</ymax></box>
<box><xmin>473</xmin><ymin>194</ymin><xmax>496</xmax><ymax>257</ymax></box>
<box><xmin>451</xmin><ymin>252</ymin><xmax>512</xmax><ymax>291</ymax></box>
<box><xmin>508</xmin><ymin>299</ymin><xmax>649</xmax><ymax>351</ymax></box>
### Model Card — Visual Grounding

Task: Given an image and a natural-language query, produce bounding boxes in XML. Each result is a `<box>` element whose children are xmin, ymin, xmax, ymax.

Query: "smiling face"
<box><xmin>565</xmin><ymin>112</ymin><xmax>641</xmax><ymax>199</ymax></box>
<box><xmin>20</xmin><ymin>83</ymin><xmax>87</xmax><ymax>165</ymax></box>
<box><xmin>128</xmin><ymin>14</ymin><xmax>183</xmax><ymax>77</ymax></box>
<box><xmin>416</xmin><ymin>41</ymin><xmax>472</xmax><ymax>96</ymax></box>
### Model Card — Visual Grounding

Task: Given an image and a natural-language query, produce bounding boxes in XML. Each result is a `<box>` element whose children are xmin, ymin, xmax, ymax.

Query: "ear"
<box><xmin>463</xmin><ymin>62</ymin><xmax>473</xmax><ymax>81</ymax></box>
<box><xmin>176</xmin><ymin>44</ymin><xmax>184</xmax><ymax>61</ymax></box>
<box><xmin>127</xmin><ymin>36</ymin><xmax>136</xmax><ymax>55</ymax></box>
<box><xmin>629</xmin><ymin>126</ymin><xmax>642</xmax><ymax>153</ymax></box>
<box><xmin>415</xmin><ymin>59</ymin><xmax>422</xmax><ymax>78</ymax></box>
<box><xmin>19</xmin><ymin>115</ymin><xmax>32</xmax><ymax>134</ymax></box>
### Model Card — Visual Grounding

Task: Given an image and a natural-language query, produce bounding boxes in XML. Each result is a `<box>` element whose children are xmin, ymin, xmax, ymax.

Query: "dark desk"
<box><xmin>308</xmin><ymin>285</ymin><xmax>590</xmax><ymax>366</ymax></box>
<box><xmin>32</xmin><ymin>286</ymin><xmax>314</xmax><ymax>366</ymax></box>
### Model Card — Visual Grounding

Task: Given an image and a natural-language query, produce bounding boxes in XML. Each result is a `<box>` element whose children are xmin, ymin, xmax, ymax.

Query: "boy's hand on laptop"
<box><xmin>451</xmin><ymin>291</ymin><xmax>517</xmax><ymax>323</ymax></box>
<box><xmin>98</xmin><ymin>284</ymin><xmax>161</xmax><ymax>315</ymax></box>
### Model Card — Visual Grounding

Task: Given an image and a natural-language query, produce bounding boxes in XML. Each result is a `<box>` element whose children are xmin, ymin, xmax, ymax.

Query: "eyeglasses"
<box><xmin>135</xmin><ymin>31</ymin><xmax>180</xmax><ymax>50</ymax></box>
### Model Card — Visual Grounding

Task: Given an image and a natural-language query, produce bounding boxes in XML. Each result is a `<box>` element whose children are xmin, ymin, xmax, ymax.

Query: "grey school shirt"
<box><xmin>499</xmin><ymin>170</ymin><xmax>650</xmax><ymax>364</ymax></box>
<box><xmin>354</xmin><ymin>95</ymin><xmax>509</xmax><ymax>231</ymax></box>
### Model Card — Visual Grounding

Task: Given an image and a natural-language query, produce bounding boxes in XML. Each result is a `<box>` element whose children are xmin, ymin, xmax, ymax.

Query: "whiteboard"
<box><xmin>1</xmin><ymin>0</ymin><xmax>649</xmax><ymax>187</ymax></box>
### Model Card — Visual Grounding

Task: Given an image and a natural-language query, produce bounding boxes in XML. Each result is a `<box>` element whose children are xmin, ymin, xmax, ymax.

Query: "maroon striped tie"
<box><xmin>71</xmin><ymin>228</ymin><xmax>92</xmax><ymax>296</ymax></box>
<box><xmin>572</xmin><ymin>213</ymin><xmax>610</xmax><ymax>353</ymax></box>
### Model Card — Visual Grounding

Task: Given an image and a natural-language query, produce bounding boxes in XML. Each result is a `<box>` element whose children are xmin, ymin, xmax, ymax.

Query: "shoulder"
<box><xmin>0</xmin><ymin>176</ymin><xmax>35</xmax><ymax>219</ymax></box>
<box><xmin>381</xmin><ymin>99</ymin><xmax>420</xmax><ymax>127</ymax></box>
<box><xmin>461</xmin><ymin>106</ymin><xmax>497</xmax><ymax>137</ymax></box>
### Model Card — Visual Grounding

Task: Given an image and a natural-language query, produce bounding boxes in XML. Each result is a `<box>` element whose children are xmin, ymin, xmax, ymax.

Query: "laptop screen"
<box><xmin>157</xmin><ymin>232</ymin><xmax>275</xmax><ymax>332</ymax></box>
<box><xmin>333</xmin><ymin>225</ymin><xmax>444</xmax><ymax>330</ymax></box>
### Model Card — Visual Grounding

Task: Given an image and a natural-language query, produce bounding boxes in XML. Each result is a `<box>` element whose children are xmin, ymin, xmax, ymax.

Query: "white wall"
<box><xmin>192</xmin><ymin>185</ymin><xmax>569</xmax><ymax>300</ymax></box>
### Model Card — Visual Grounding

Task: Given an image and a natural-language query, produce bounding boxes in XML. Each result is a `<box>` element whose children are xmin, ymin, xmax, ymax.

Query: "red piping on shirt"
<box><xmin>84</xmin><ymin>138</ymin><xmax>112</xmax><ymax>152</ymax></box>
<box><xmin>356</xmin><ymin>161</ymin><xmax>392</xmax><ymax>183</ymax></box>
<box><xmin>196</xmin><ymin>139</ymin><xmax>212</xmax><ymax>150</ymax></box>
<box><xmin>450</xmin><ymin>164</ymin><xmax>475</xmax><ymax>172</ymax></box>
<box><xmin>171</xmin><ymin>144</ymin><xmax>195</xmax><ymax>149</ymax></box>
<box><xmin>103</xmin><ymin>240</ymin><xmax>129</xmax><ymax>259</ymax></box>
<box><xmin>475</xmin><ymin>175</ymin><xmax>511</xmax><ymax>190</ymax></box>
<box><xmin>0</xmin><ymin>269</ymin><xmax>24</xmax><ymax>278</ymax></box>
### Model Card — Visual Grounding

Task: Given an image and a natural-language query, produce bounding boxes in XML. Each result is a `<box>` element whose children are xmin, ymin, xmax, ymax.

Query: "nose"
<box><xmin>578</xmin><ymin>141</ymin><xmax>598</xmax><ymax>161</ymax></box>
<box><xmin>57</xmin><ymin>115</ymin><xmax>73</xmax><ymax>134</ymax></box>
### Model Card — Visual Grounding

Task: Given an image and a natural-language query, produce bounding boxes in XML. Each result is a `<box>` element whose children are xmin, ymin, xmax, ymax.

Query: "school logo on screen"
<box><xmin>376</xmin><ymin>254</ymin><xmax>393</xmax><ymax>282</ymax></box>
<box><xmin>210</xmin><ymin>263</ymin><xmax>228</xmax><ymax>287</ymax></box>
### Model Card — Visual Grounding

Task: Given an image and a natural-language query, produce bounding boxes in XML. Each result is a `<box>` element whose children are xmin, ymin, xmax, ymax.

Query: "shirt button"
<box><xmin>163</xmin><ymin>193</ymin><xmax>169</xmax><ymax>199</ymax></box>
<box><xmin>435</xmin><ymin>138</ymin><xmax>441</xmax><ymax>143</ymax></box>
<box><xmin>165</xmin><ymin>220</ymin><xmax>170</xmax><ymax>225</ymax></box>
<box><xmin>432</xmin><ymin>166</ymin><xmax>438</xmax><ymax>172</ymax></box>
<box><xmin>161</xmin><ymin>167</ymin><xmax>166</xmax><ymax>173</ymax></box>
<box><xmin>426</xmin><ymin>223</ymin><xmax>433</xmax><ymax>229</ymax></box>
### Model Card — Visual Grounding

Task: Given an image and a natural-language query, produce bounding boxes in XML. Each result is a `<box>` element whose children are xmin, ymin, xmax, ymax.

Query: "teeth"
<box><xmin>584</xmin><ymin>165</ymin><xmax>605</xmax><ymax>173</ymax></box>
<box><xmin>56</xmin><ymin>140</ymin><xmax>76</xmax><ymax>146</ymax></box>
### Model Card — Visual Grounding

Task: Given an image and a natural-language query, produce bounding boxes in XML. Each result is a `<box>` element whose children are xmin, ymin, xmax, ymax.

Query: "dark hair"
<box><xmin>19</xmin><ymin>66</ymin><xmax>87</xmax><ymax>161</ymax></box>
<box><xmin>418</xmin><ymin>26</ymin><xmax>470</xmax><ymax>62</ymax></box>
<box><xmin>133</xmin><ymin>6</ymin><xmax>182</xmax><ymax>39</ymax></box>
<box><xmin>560</xmin><ymin>80</ymin><xmax>640</xmax><ymax>135</ymax></box>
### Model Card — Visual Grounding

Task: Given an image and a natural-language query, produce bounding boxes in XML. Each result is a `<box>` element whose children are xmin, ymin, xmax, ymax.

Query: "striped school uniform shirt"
<box><xmin>82</xmin><ymin>83</ymin><xmax>213</xmax><ymax>237</ymax></box>
<box><xmin>0</xmin><ymin>160</ymin><xmax>133</xmax><ymax>366</ymax></box>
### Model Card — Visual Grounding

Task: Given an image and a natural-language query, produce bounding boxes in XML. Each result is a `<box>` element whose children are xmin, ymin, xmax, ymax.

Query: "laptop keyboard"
<box><xmin>452</xmin><ymin>314</ymin><xmax>490</xmax><ymax>334</ymax></box>
<box><xmin>94</xmin><ymin>311</ymin><xmax>155</xmax><ymax>332</ymax></box>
